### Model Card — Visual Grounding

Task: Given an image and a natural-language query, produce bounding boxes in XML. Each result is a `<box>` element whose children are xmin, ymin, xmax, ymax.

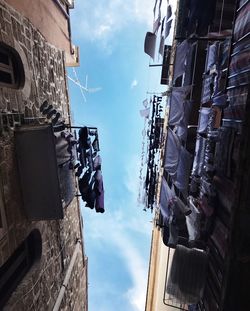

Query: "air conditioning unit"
<box><xmin>15</xmin><ymin>124</ymin><xmax>64</xmax><ymax>220</ymax></box>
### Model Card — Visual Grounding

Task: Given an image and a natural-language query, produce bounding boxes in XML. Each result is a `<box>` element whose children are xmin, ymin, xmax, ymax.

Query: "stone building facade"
<box><xmin>0</xmin><ymin>0</ymin><xmax>87</xmax><ymax>310</ymax></box>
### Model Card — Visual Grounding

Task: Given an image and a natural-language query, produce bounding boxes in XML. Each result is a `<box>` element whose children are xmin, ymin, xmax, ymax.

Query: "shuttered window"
<box><xmin>0</xmin><ymin>44</ymin><xmax>24</xmax><ymax>89</ymax></box>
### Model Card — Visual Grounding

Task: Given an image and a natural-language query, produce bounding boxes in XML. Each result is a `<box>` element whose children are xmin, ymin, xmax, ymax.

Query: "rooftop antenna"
<box><xmin>67</xmin><ymin>68</ymin><xmax>102</xmax><ymax>103</ymax></box>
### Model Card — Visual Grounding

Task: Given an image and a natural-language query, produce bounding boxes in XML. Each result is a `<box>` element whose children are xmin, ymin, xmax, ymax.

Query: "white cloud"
<box><xmin>83</xmin><ymin>208</ymin><xmax>151</xmax><ymax>310</ymax></box>
<box><xmin>115</xmin><ymin>233</ymin><xmax>149</xmax><ymax>311</ymax></box>
<box><xmin>131</xmin><ymin>79</ymin><xmax>138</xmax><ymax>89</ymax></box>
<box><xmin>82</xmin><ymin>154</ymin><xmax>153</xmax><ymax>311</ymax></box>
<box><xmin>124</xmin><ymin>154</ymin><xmax>140</xmax><ymax>198</ymax></box>
<box><xmin>71</xmin><ymin>0</ymin><xmax>154</xmax><ymax>51</ymax></box>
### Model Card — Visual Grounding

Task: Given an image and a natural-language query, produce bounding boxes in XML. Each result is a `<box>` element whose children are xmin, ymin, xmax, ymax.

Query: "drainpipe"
<box><xmin>53</xmin><ymin>240</ymin><xmax>81</xmax><ymax>311</ymax></box>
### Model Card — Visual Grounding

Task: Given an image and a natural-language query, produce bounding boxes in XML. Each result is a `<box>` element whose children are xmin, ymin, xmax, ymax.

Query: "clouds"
<box><xmin>131</xmin><ymin>79</ymin><xmax>138</xmax><ymax>89</ymax></box>
<box><xmin>71</xmin><ymin>0</ymin><xmax>154</xmax><ymax>51</ymax></box>
<box><xmin>118</xmin><ymin>233</ymin><xmax>149</xmax><ymax>311</ymax></box>
<box><xmin>69</xmin><ymin>2</ymin><xmax>159</xmax><ymax>311</ymax></box>
<box><xmin>81</xmin><ymin>154</ymin><xmax>152</xmax><ymax>311</ymax></box>
<box><xmin>82</xmin><ymin>204</ymin><xmax>152</xmax><ymax>311</ymax></box>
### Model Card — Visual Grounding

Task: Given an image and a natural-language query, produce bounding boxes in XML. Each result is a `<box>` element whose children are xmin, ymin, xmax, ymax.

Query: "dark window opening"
<box><xmin>0</xmin><ymin>51</ymin><xmax>10</xmax><ymax>66</ymax></box>
<box><xmin>0</xmin><ymin>229</ymin><xmax>42</xmax><ymax>308</ymax></box>
<box><xmin>0</xmin><ymin>43</ymin><xmax>25</xmax><ymax>89</ymax></box>
<box><xmin>0</xmin><ymin>70</ymin><xmax>12</xmax><ymax>84</ymax></box>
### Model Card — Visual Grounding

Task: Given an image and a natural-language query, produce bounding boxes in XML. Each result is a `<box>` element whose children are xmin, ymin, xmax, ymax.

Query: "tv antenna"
<box><xmin>67</xmin><ymin>68</ymin><xmax>102</xmax><ymax>102</ymax></box>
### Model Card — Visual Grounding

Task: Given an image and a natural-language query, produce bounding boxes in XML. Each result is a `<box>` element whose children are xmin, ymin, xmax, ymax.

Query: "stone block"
<box><xmin>3</xmin><ymin>8</ymin><xmax>11</xmax><ymax>23</ymax></box>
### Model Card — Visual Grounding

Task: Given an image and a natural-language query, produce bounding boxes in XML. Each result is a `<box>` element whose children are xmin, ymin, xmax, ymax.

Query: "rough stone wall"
<box><xmin>0</xmin><ymin>0</ymin><xmax>87</xmax><ymax>310</ymax></box>
<box><xmin>0</xmin><ymin>0</ymin><xmax>70</xmax><ymax>117</ymax></box>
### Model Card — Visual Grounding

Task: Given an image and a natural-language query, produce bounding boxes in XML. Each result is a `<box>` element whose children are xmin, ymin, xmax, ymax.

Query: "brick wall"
<box><xmin>0</xmin><ymin>0</ymin><xmax>87</xmax><ymax>310</ymax></box>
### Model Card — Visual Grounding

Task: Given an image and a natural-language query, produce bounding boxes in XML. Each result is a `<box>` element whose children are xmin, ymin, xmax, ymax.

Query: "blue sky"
<box><xmin>68</xmin><ymin>1</ymin><xmax>174</xmax><ymax>310</ymax></box>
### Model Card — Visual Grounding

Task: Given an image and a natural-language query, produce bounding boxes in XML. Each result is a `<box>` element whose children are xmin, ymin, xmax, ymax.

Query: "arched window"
<box><xmin>0</xmin><ymin>229</ymin><xmax>42</xmax><ymax>308</ymax></box>
<box><xmin>0</xmin><ymin>43</ymin><xmax>25</xmax><ymax>89</ymax></box>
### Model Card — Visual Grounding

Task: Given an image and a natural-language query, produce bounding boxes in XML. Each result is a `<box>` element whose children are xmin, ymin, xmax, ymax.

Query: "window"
<box><xmin>0</xmin><ymin>43</ymin><xmax>25</xmax><ymax>89</ymax></box>
<box><xmin>0</xmin><ymin>229</ymin><xmax>42</xmax><ymax>308</ymax></box>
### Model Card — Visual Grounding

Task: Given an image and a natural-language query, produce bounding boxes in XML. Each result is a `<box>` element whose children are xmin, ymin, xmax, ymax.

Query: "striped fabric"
<box><xmin>228</xmin><ymin>50</ymin><xmax>250</xmax><ymax>86</ymax></box>
<box><xmin>233</xmin><ymin>1</ymin><xmax>250</xmax><ymax>41</ymax></box>
<box><xmin>225</xmin><ymin>84</ymin><xmax>248</xmax><ymax>120</ymax></box>
<box><xmin>225</xmin><ymin>2</ymin><xmax>250</xmax><ymax>120</ymax></box>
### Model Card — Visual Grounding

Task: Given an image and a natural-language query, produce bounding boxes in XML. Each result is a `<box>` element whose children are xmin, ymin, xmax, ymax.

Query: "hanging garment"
<box><xmin>92</xmin><ymin>136</ymin><xmax>100</xmax><ymax>152</ymax></box>
<box><xmin>173</xmin><ymin>40</ymin><xmax>192</xmax><ymax>82</ymax></box>
<box><xmin>206</xmin><ymin>42</ymin><xmax>219</xmax><ymax>72</ymax></box>
<box><xmin>164</xmin><ymin>128</ymin><xmax>182</xmax><ymax>177</ymax></box>
<box><xmin>159</xmin><ymin>176</ymin><xmax>175</xmax><ymax>222</ymax></box>
<box><xmin>78</xmin><ymin>127</ymin><xmax>91</xmax><ymax>149</ymax></box>
<box><xmin>174</xmin><ymin>146</ymin><xmax>192</xmax><ymax>196</ymax></box>
<box><xmin>144</xmin><ymin>32</ymin><xmax>157</xmax><ymax>59</ymax></box>
<box><xmin>94</xmin><ymin>170</ymin><xmax>105</xmax><ymax>213</ymax></box>
<box><xmin>212</xmin><ymin>92</ymin><xmax>228</xmax><ymax>108</ymax></box>
<box><xmin>168</xmin><ymin>184</ymin><xmax>190</xmax><ymax>246</ymax></box>
<box><xmin>224</xmin><ymin>85</ymin><xmax>248</xmax><ymax>120</ymax></box>
<box><xmin>153</xmin><ymin>16</ymin><xmax>161</xmax><ymax>34</ymax></box>
<box><xmin>233</xmin><ymin>2</ymin><xmax>250</xmax><ymax>42</ymax></box>
<box><xmin>197</xmin><ymin>107</ymin><xmax>211</xmax><ymax>134</ymax></box>
<box><xmin>160</xmin><ymin>182</ymin><xmax>190</xmax><ymax>248</ymax></box>
<box><xmin>192</xmin><ymin>135</ymin><xmax>207</xmax><ymax>177</ymax></box>
<box><xmin>183</xmin><ymin>42</ymin><xmax>196</xmax><ymax>87</ymax></box>
<box><xmin>159</xmin><ymin>35</ymin><xmax>165</xmax><ymax>56</ymax></box>
<box><xmin>54</xmin><ymin>131</ymin><xmax>76</xmax><ymax>167</ymax></box>
<box><xmin>166</xmin><ymin>4</ymin><xmax>172</xmax><ymax>21</ymax></box>
<box><xmin>140</xmin><ymin>107</ymin><xmax>150</xmax><ymax>118</ymax></box>
<box><xmin>78</xmin><ymin>171</ymin><xmax>96</xmax><ymax>209</ymax></box>
<box><xmin>93</xmin><ymin>155</ymin><xmax>102</xmax><ymax>170</ymax></box>
<box><xmin>168</xmin><ymin>86</ymin><xmax>192</xmax><ymax>126</ymax></box>
<box><xmin>175</xmin><ymin>197</ymin><xmax>191</xmax><ymax>216</ymax></box>
<box><xmin>201</xmin><ymin>74</ymin><xmax>215</xmax><ymax>104</ymax></box>
<box><xmin>186</xmin><ymin>196</ymin><xmax>201</xmax><ymax>241</ymax></box>
<box><xmin>214</xmin><ymin>127</ymin><xmax>236</xmax><ymax>178</ymax></box>
<box><xmin>168</xmin><ymin>214</ymin><xmax>179</xmax><ymax>247</ymax></box>
<box><xmin>170</xmin><ymin>98</ymin><xmax>192</xmax><ymax>138</ymax></box>
<box><xmin>165</xmin><ymin>19</ymin><xmax>173</xmax><ymax>38</ymax></box>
